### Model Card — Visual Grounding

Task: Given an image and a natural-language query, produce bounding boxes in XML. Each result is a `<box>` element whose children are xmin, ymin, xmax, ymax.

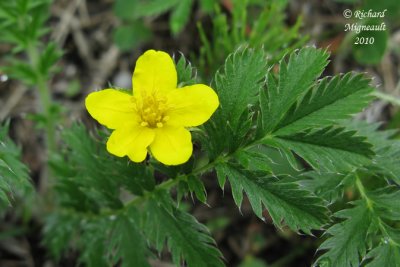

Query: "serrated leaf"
<box><xmin>317</xmin><ymin>201</ymin><xmax>373</xmax><ymax>267</ymax></box>
<box><xmin>369</xmin><ymin>186</ymin><xmax>400</xmax><ymax>221</ymax></box>
<box><xmin>51</xmin><ymin>124</ymin><xmax>155</xmax><ymax>212</ymax></box>
<box><xmin>39</xmin><ymin>42</ymin><xmax>62</xmax><ymax>77</ymax></box>
<box><xmin>234</xmin><ymin>148</ymin><xmax>273</xmax><ymax>173</ymax></box>
<box><xmin>144</xmin><ymin>196</ymin><xmax>224</xmax><ymax>267</ymax></box>
<box><xmin>364</xmin><ymin>242</ymin><xmax>400</xmax><ymax>267</ymax></box>
<box><xmin>274</xmin><ymin>73</ymin><xmax>373</xmax><ymax>136</ymax></box>
<box><xmin>260</xmin><ymin>47</ymin><xmax>329</xmax><ymax>133</ymax></box>
<box><xmin>215</xmin><ymin>162</ymin><xmax>329</xmax><ymax>233</ymax></box>
<box><xmin>0</xmin><ymin>123</ymin><xmax>32</xmax><ymax>210</ymax></box>
<box><xmin>110</xmin><ymin>209</ymin><xmax>150</xmax><ymax>267</ymax></box>
<box><xmin>342</xmin><ymin>120</ymin><xmax>400</xmax><ymax>184</ymax></box>
<box><xmin>43</xmin><ymin>212</ymin><xmax>81</xmax><ymax>259</ymax></box>
<box><xmin>77</xmin><ymin>218</ymin><xmax>109</xmax><ymax>267</ymax></box>
<box><xmin>1</xmin><ymin>59</ymin><xmax>37</xmax><ymax>85</ymax></box>
<box><xmin>204</xmin><ymin>48</ymin><xmax>266</xmax><ymax>158</ymax></box>
<box><xmin>174</xmin><ymin>53</ymin><xmax>197</xmax><ymax>87</ymax></box>
<box><xmin>187</xmin><ymin>175</ymin><xmax>207</xmax><ymax>203</ymax></box>
<box><xmin>213</xmin><ymin>48</ymin><xmax>267</xmax><ymax>131</ymax></box>
<box><xmin>271</xmin><ymin>127</ymin><xmax>374</xmax><ymax>172</ymax></box>
<box><xmin>300</xmin><ymin>171</ymin><xmax>356</xmax><ymax>203</ymax></box>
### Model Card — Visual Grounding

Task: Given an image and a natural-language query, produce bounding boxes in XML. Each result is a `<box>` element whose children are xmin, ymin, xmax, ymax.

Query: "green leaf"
<box><xmin>1</xmin><ymin>59</ymin><xmax>37</xmax><ymax>85</ymax></box>
<box><xmin>170</xmin><ymin>0</ymin><xmax>193</xmax><ymax>35</ymax></box>
<box><xmin>110</xmin><ymin>208</ymin><xmax>150</xmax><ymax>267</ymax></box>
<box><xmin>144</xmin><ymin>195</ymin><xmax>224</xmax><ymax>267</ymax></box>
<box><xmin>300</xmin><ymin>171</ymin><xmax>356</xmax><ymax>203</ymax></box>
<box><xmin>0</xmin><ymin>123</ymin><xmax>32</xmax><ymax>210</ymax></box>
<box><xmin>365</xmin><ymin>242</ymin><xmax>400</xmax><ymax>267</ymax></box>
<box><xmin>213</xmin><ymin>48</ymin><xmax>267</xmax><ymax>131</ymax></box>
<box><xmin>43</xmin><ymin>212</ymin><xmax>81</xmax><ymax>260</ymax></box>
<box><xmin>39</xmin><ymin>42</ymin><xmax>62</xmax><ymax>77</ymax></box>
<box><xmin>369</xmin><ymin>186</ymin><xmax>400</xmax><ymax>221</ymax></box>
<box><xmin>343</xmin><ymin>121</ymin><xmax>400</xmax><ymax>184</ymax></box>
<box><xmin>113</xmin><ymin>23</ymin><xmax>152</xmax><ymax>51</ymax></box>
<box><xmin>199</xmin><ymin>0</ymin><xmax>215</xmax><ymax>12</ymax></box>
<box><xmin>187</xmin><ymin>175</ymin><xmax>207</xmax><ymax>204</ymax></box>
<box><xmin>77</xmin><ymin>218</ymin><xmax>109</xmax><ymax>267</ymax></box>
<box><xmin>174</xmin><ymin>53</ymin><xmax>197</xmax><ymax>87</ymax></box>
<box><xmin>203</xmin><ymin>48</ymin><xmax>266</xmax><ymax>158</ymax></box>
<box><xmin>51</xmin><ymin>124</ymin><xmax>155</xmax><ymax>212</ymax></box>
<box><xmin>374</xmin><ymin>145</ymin><xmax>400</xmax><ymax>184</ymax></box>
<box><xmin>272</xmin><ymin>127</ymin><xmax>374</xmax><ymax>172</ymax></box>
<box><xmin>260</xmin><ymin>47</ymin><xmax>329</xmax><ymax>133</ymax></box>
<box><xmin>233</xmin><ymin>148</ymin><xmax>273</xmax><ymax>173</ymax></box>
<box><xmin>215</xmin><ymin>162</ymin><xmax>329</xmax><ymax>233</ymax></box>
<box><xmin>274</xmin><ymin>73</ymin><xmax>373</xmax><ymax>136</ymax></box>
<box><xmin>317</xmin><ymin>201</ymin><xmax>373</xmax><ymax>267</ymax></box>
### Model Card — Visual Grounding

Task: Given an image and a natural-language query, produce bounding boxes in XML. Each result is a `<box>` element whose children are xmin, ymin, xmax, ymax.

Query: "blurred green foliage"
<box><xmin>0</xmin><ymin>0</ymin><xmax>61</xmax><ymax>84</ymax></box>
<box><xmin>113</xmin><ymin>0</ymin><xmax>217</xmax><ymax>50</ymax></box>
<box><xmin>0</xmin><ymin>0</ymin><xmax>62</xmax><ymax>155</ymax></box>
<box><xmin>0</xmin><ymin>123</ymin><xmax>33</xmax><ymax>212</ymax></box>
<box><xmin>197</xmin><ymin>0</ymin><xmax>307</xmax><ymax>77</ymax></box>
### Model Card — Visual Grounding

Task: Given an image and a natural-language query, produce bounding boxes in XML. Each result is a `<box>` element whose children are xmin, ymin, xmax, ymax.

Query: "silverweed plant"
<box><xmin>43</xmin><ymin>48</ymin><xmax>400</xmax><ymax>266</ymax></box>
<box><xmin>1</xmin><ymin>0</ymin><xmax>400</xmax><ymax>267</ymax></box>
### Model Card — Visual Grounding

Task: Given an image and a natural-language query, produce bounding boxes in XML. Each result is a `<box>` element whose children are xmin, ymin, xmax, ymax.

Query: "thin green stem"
<box><xmin>355</xmin><ymin>175</ymin><xmax>373</xmax><ymax>210</ymax></box>
<box><xmin>27</xmin><ymin>45</ymin><xmax>56</xmax><ymax>154</ymax></box>
<box><xmin>27</xmin><ymin>44</ymin><xmax>57</xmax><ymax>197</ymax></box>
<box><xmin>372</xmin><ymin>91</ymin><xmax>400</xmax><ymax>107</ymax></box>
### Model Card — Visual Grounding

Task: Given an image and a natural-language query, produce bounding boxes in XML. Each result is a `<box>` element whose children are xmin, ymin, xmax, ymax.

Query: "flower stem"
<box><xmin>27</xmin><ymin>44</ymin><xmax>56</xmax><ymax>194</ymax></box>
<box><xmin>27</xmin><ymin>44</ymin><xmax>56</xmax><ymax>153</ymax></box>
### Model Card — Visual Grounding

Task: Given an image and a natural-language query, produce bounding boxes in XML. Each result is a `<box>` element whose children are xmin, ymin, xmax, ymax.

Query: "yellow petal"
<box><xmin>132</xmin><ymin>50</ymin><xmax>177</xmax><ymax>97</ymax></box>
<box><xmin>150</xmin><ymin>126</ymin><xmax>192</xmax><ymax>165</ymax></box>
<box><xmin>107</xmin><ymin>123</ymin><xmax>155</xmax><ymax>162</ymax></box>
<box><xmin>166</xmin><ymin>84</ymin><xmax>219</xmax><ymax>127</ymax></box>
<box><xmin>85</xmin><ymin>89</ymin><xmax>137</xmax><ymax>129</ymax></box>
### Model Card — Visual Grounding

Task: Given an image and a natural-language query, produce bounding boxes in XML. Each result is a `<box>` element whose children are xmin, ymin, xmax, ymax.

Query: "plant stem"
<box><xmin>38</xmin><ymin>77</ymin><xmax>56</xmax><ymax>153</ymax></box>
<box><xmin>354</xmin><ymin>175</ymin><xmax>373</xmax><ymax>210</ymax></box>
<box><xmin>372</xmin><ymin>91</ymin><xmax>400</xmax><ymax>107</ymax></box>
<box><xmin>27</xmin><ymin>44</ymin><xmax>56</xmax><ymax>195</ymax></box>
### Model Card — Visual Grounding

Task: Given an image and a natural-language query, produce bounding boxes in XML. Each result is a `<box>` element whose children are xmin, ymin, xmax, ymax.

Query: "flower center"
<box><xmin>132</xmin><ymin>93</ymin><xmax>170</xmax><ymax>128</ymax></box>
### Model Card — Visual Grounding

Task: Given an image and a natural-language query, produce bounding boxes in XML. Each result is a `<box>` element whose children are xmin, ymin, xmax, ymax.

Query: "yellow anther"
<box><xmin>136</xmin><ymin>92</ymin><xmax>171</xmax><ymax>128</ymax></box>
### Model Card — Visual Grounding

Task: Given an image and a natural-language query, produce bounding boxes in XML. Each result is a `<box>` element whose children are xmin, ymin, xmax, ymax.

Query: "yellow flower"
<box><xmin>85</xmin><ymin>50</ymin><xmax>219</xmax><ymax>165</ymax></box>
